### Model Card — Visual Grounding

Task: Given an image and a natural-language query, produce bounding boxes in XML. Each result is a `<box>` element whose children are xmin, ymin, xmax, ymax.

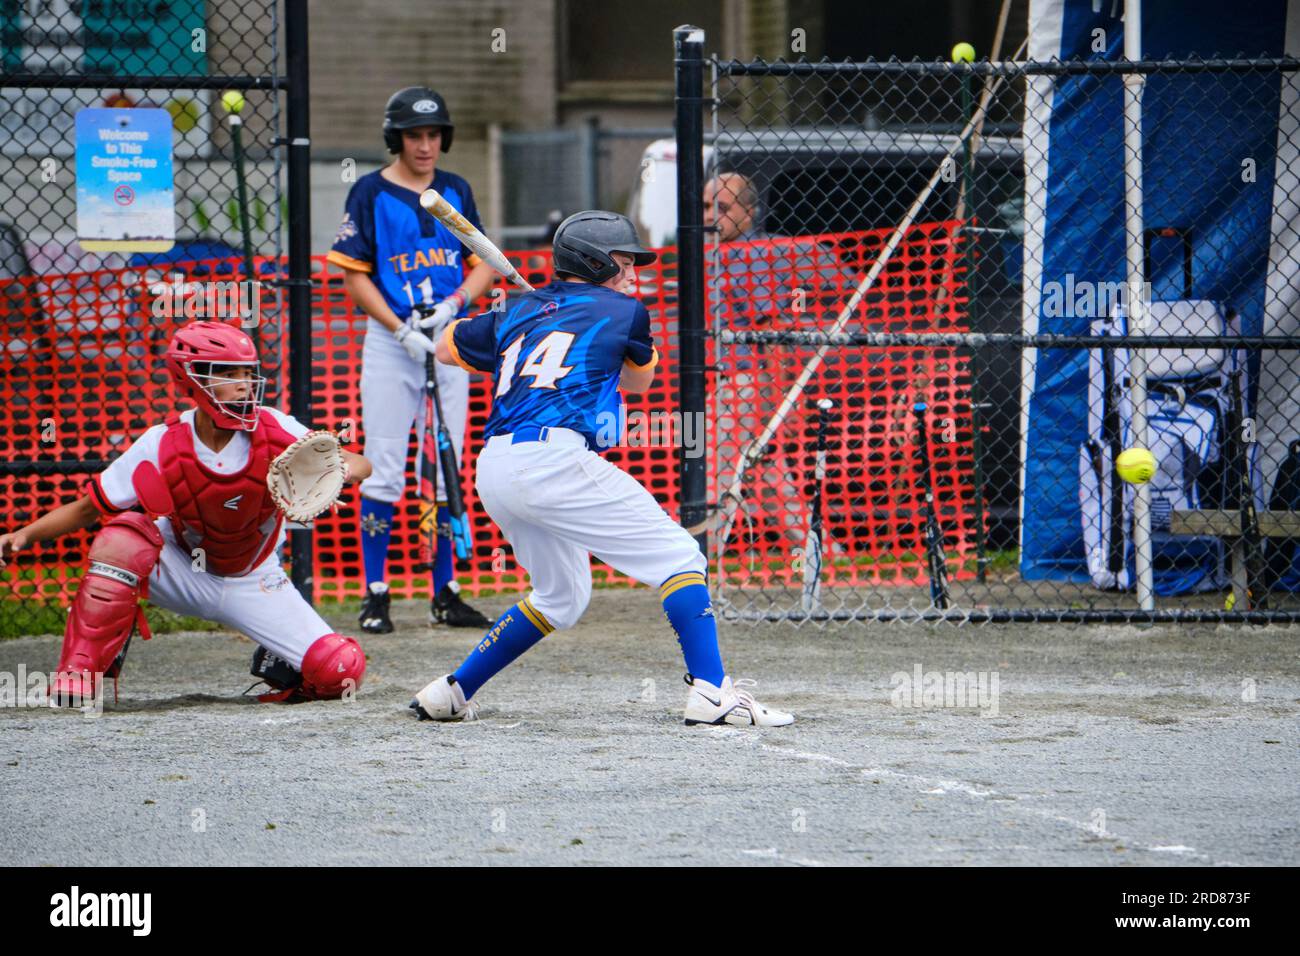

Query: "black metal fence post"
<box><xmin>674</xmin><ymin>25</ymin><xmax>708</xmax><ymax>555</ymax></box>
<box><xmin>285</xmin><ymin>0</ymin><xmax>315</xmax><ymax>603</ymax></box>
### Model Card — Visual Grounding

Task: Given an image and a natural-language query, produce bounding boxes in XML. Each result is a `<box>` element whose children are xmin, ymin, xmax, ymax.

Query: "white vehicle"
<box><xmin>626</xmin><ymin>138</ymin><xmax>714</xmax><ymax>247</ymax></box>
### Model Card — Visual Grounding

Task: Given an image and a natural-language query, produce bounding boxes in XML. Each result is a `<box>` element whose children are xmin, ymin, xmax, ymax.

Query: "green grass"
<box><xmin>970</xmin><ymin>549</ymin><xmax>1020</xmax><ymax>575</ymax></box>
<box><xmin>1</xmin><ymin>564</ymin><xmax>225</xmax><ymax>639</ymax></box>
<box><xmin>1</xmin><ymin>569</ymin><xmax>651</xmax><ymax>640</ymax></box>
<box><xmin>0</xmin><ymin>601</ymin><xmax>219</xmax><ymax>640</ymax></box>
<box><xmin>312</xmin><ymin>569</ymin><xmax>648</xmax><ymax>614</ymax></box>
<box><xmin>716</xmin><ymin>547</ymin><xmax>1022</xmax><ymax>579</ymax></box>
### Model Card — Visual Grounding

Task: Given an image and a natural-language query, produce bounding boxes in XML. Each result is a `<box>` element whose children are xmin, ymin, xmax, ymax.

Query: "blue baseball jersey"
<box><xmin>446</xmin><ymin>280</ymin><xmax>658</xmax><ymax>449</ymax></box>
<box><xmin>326</xmin><ymin>168</ymin><xmax>483</xmax><ymax>319</ymax></box>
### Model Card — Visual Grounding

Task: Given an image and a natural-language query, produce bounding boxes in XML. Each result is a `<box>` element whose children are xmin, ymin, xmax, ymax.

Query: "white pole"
<box><xmin>1123</xmin><ymin>0</ymin><xmax>1155</xmax><ymax>611</ymax></box>
<box><xmin>486</xmin><ymin>122</ymin><xmax>503</xmax><ymax>242</ymax></box>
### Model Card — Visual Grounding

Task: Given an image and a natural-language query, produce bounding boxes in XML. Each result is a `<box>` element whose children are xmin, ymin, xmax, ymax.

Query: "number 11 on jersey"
<box><xmin>402</xmin><ymin>277</ymin><xmax>435</xmax><ymax>308</ymax></box>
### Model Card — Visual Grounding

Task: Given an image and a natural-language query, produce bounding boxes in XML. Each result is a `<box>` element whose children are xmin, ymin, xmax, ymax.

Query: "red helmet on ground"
<box><xmin>165</xmin><ymin>321</ymin><xmax>266</xmax><ymax>431</ymax></box>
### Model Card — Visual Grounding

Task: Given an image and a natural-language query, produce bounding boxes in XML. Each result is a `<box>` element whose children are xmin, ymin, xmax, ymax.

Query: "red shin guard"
<box><xmin>52</xmin><ymin>512</ymin><xmax>164</xmax><ymax>705</ymax></box>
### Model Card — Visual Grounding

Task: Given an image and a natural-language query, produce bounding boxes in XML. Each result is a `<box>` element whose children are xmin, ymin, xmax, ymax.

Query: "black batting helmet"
<box><xmin>382</xmin><ymin>86</ymin><xmax>454</xmax><ymax>154</ymax></box>
<box><xmin>552</xmin><ymin>211</ymin><xmax>656</xmax><ymax>283</ymax></box>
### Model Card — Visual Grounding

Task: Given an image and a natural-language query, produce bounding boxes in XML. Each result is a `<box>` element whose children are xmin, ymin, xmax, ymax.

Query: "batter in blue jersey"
<box><xmin>409</xmin><ymin>211</ymin><xmax>795</xmax><ymax>729</ymax></box>
<box><xmin>447</xmin><ymin>279</ymin><xmax>656</xmax><ymax>450</ymax></box>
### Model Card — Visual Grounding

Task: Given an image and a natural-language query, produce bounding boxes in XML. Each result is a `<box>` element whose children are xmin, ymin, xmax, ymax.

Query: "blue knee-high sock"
<box><xmin>660</xmin><ymin>572</ymin><xmax>725</xmax><ymax>686</ymax></box>
<box><xmin>359</xmin><ymin>498</ymin><xmax>396</xmax><ymax>588</ymax></box>
<box><xmin>434</xmin><ymin>505</ymin><xmax>454</xmax><ymax>593</ymax></box>
<box><xmin>452</xmin><ymin>598</ymin><xmax>553</xmax><ymax>698</ymax></box>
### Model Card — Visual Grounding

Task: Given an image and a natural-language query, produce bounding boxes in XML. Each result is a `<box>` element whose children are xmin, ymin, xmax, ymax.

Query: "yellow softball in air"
<box><xmin>1116</xmin><ymin>447</ymin><xmax>1157</xmax><ymax>484</ymax></box>
<box><xmin>221</xmin><ymin>90</ymin><xmax>246</xmax><ymax>115</ymax></box>
<box><xmin>951</xmin><ymin>42</ymin><xmax>976</xmax><ymax>63</ymax></box>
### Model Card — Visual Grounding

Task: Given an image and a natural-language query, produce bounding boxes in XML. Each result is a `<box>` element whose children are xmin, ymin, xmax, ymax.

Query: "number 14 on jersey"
<box><xmin>497</xmin><ymin>331</ymin><xmax>575</xmax><ymax>395</ymax></box>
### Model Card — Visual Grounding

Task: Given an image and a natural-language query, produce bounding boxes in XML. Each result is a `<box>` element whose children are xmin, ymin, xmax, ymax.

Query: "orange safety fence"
<box><xmin>0</xmin><ymin>223</ymin><xmax>969</xmax><ymax>613</ymax></box>
<box><xmin>708</xmin><ymin>221</ymin><xmax>973</xmax><ymax>589</ymax></box>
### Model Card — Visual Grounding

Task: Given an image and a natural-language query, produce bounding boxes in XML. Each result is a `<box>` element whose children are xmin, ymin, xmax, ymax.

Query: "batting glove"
<box><xmin>416</xmin><ymin>290</ymin><xmax>468</xmax><ymax>335</ymax></box>
<box><xmin>393</xmin><ymin>321</ymin><xmax>438</xmax><ymax>361</ymax></box>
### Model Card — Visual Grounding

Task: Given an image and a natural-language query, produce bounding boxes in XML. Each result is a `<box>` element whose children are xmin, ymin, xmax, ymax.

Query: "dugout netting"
<box><xmin>673</xmin><ymin>25</ymin><xmax>1300</xmax><ymax>625</ymax></box>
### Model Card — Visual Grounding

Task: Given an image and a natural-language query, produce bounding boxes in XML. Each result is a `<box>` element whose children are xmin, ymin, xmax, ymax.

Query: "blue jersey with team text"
<box><xmin>448</xmin><ymin>280</ymin><xmax>657</xmax><ymax>449</ymax></box>
<box><xmin>326</xmin><ymin>168</ymin><xmax>482</xmax><ymax>320</ymax></box>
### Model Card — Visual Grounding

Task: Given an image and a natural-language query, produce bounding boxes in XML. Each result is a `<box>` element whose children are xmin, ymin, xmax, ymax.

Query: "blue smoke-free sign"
<box><xmin>75</xmin><ymin>107</ymin><xmax>176</xmax><ymax>252</ymax></box>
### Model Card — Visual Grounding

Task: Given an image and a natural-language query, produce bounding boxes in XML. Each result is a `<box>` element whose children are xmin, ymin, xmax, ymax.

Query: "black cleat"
<box><xmin>359</xmin><ymin>582</ymin><xmax>395</xmax><ymax>634</ymax></box>
<box><xmin>250</xmin><ymin>646</ymin><xmax>302</xmax><ymax>689</ymax></box>
<box><xmin>248</xmin><ymin>646</ymin><xmax>306</xmax><ymax>703</ymax></box>
<box><xmin>431</xmin><ymin>581</ymin><xmax>491</xmax><ymax>628</ymax></box>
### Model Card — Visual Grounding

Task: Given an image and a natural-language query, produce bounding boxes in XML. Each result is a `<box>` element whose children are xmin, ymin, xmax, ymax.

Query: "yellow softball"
<box><xmin>1116</xmin><ymin>447</ymin><xmax>1157</xmax><ymax>484</ymax></box>
<box><xmin>221</xmin><ymin>90</ymin><xmax>246</xmax><ymax>115</ymax></box>
<box><xmin>951</xmin><ymin>42</ymin><xmax>976</xmax><ymax>63</ymax></box>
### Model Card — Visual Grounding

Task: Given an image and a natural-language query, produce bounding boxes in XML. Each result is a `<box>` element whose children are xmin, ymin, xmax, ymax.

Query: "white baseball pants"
<box><xmin>473</xmin><ymin>428</ymin><xmax>706</xmax><ymax>630</ymax></box>
<box><xmin>147</xmin><ymin>528</ymin><xmax>335</xmax><ymax>668</ymax></box>
<box><xmin>357</xmin><ymin>326</ymin><xmax>469</xmax><ymax>503</ymax></box>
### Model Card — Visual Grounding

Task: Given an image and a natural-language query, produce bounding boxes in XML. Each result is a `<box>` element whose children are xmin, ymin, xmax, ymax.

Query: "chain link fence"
<box><xmin>674</xmin><ymin>29</ymin><xmax>1300</xmax><ymax>624</ymax></box>
<box><xmin>494</xmin><ymin>121</ymin><xmax>673</xmax><ymax>245</ymax></box>
<box><xmin>1</xmin><ymin>0</ymin><xmax>292</xmax><ymax>636</ymax></box>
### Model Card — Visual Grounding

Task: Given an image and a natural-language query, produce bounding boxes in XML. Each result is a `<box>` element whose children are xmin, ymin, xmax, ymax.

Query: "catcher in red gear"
<box><xmin>0</xmin><ymin>321</ymin><xmax>373</xmax><ymax>705</ymax></box>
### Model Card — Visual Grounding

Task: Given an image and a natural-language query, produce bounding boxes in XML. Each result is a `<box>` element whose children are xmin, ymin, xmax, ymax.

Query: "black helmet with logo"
<box><xmin>552</xmin><ymin>211</ymin><xmax>656</xmax><ymax>283</ymax></box>
<box><xmin>382</xmin><ymin>86</ymin><xmax>454</xmax><ymax>154</ymax></box>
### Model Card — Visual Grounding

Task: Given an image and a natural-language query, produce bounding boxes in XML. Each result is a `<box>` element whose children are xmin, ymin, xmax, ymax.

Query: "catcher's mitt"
<box><xmin>267</xmin><ymin>431</ymin><xmax>348</xmax><ymax>523</ymax></box>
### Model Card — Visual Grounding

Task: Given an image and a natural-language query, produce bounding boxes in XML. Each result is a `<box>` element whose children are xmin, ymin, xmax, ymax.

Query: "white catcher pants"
<box><xmin>358</xmin><ymin>325</ymin><xmax>469</xmax><ymax>503</ymax></box>
<box><xmin>474</xmin><ymin>428</ymin><xmax>707</xmax><ymax>630</ymax></box>
<box><xmin>147</xmin><ymin>529</ymin><xmax>334</xmax><ymax>669</ymax></box>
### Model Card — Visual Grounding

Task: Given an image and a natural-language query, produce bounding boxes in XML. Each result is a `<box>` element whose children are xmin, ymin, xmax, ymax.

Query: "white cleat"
<box><xmin>683</xmin><ymin>675</ymin><xmax>794</xmax><ymax>728</ymax></box>
<box><xmin>409</xmin><ymin>674</ymin><xmax>480</xmax><ymax>722</ymax></box>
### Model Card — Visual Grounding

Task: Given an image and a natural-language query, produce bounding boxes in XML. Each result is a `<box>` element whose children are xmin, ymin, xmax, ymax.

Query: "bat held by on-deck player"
<box><xmin>415</xmin><ymin>309</ymin><xmax>473</xmax><ymax>566</ymax></box>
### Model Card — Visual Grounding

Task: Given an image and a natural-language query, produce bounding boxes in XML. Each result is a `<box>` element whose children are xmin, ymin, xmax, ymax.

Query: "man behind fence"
<box><xmin>706</xmin><ymin>173</ymin><xmax>845</xmax><ymax>553</ymax></box>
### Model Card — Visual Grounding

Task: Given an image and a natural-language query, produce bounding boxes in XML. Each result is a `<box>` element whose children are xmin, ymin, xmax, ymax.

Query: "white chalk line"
<box><xmin>707</xmin><ymin>727</ymin><xmax>1238</xmax><ymax>866</ymax></box>
<box><xmin>740</xmin><ymin>846</ymin><xmax>827</xmax><ymax>867</ymax></box>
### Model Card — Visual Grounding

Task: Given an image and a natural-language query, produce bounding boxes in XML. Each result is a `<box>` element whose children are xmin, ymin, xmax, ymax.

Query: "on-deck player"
<box><xmin>0</xmin><ymin>321</ymin><xmax>370</xmax><ymax>704</ymax></box>
<box><xmin>327</xmin><ymin>85</ymin><xmax>493</xmax><ymax>633</ymax></box>
<box><xmin>410</xmin><ymin>211</ymin><xmax>794</xmax><ymax>727</ymax></box>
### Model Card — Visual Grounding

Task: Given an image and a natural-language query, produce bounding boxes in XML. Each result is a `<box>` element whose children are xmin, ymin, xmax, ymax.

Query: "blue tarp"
<box><xmin>1021</xmin><ymin>0</ymin><xmax>1289</xmax><ymax>581</ymax></box>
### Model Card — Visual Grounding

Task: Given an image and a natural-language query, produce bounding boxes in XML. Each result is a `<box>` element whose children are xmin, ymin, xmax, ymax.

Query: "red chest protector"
<box><xmin>158</xmin><ymin>408</ymin><xmax>298</xmax><ymax>577</ymax></box>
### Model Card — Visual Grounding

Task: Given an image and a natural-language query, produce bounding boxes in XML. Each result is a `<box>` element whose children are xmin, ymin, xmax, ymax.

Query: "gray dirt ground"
<box><xmin>1</xmin><ymin>588</ymin><xmax>1296</xmax><ymax>866</ymax></box>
